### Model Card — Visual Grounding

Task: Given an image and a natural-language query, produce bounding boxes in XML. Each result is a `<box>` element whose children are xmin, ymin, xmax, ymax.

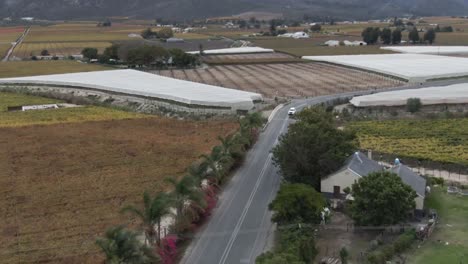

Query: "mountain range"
<box><xmin>1</xmin><ymin>0</ymin><xmax>468</xmax><ymax>21</ymax></box>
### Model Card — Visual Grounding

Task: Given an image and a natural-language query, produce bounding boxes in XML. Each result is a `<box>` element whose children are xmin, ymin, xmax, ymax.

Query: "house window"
<box><xmin>333</xmin><ymin>186</ymin><xmax>341</xmax><ymax>196</ymax></box>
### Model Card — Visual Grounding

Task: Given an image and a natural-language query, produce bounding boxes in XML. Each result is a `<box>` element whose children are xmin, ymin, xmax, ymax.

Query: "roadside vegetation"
<box><xmin>97</xmin><ymin>112</ymin><xmax>265</xmax><ymax>263</ymax></box>
<box><xmin>0</xmin><ymin>91</ymin><xmax>241</xmax><ymax>263</ymax></box>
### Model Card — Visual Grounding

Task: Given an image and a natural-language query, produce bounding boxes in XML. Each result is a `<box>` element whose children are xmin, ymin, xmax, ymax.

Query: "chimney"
<box><xmin>368</xmin><ymin>150</ymin><xmax>372</xmax><ymax>160</ymax></box>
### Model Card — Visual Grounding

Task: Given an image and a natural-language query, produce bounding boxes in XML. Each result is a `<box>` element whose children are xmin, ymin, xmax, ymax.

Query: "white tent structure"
<box><xmin>0</xmin><ymin>70</ymin><xmax>262</xmax><ymax>111</ymax></box>
<box><xmin>277</xmin><ymin>32</ymin><xmax>310</xmax><ymax>39</ymax></box>
<box><xmin>350</xmin><ymin>83</ymin><xmax>468</xmax><ymax>107</ymax></box>
<box><xmin>381</xmin><ymin>46</ymin><xmax>468</xmax><ymax>55</ymax></box>
<box><xmin>303</xmin><ymin>54</ymin><xmax>468</xmax><ymax>83</ymax></box>
<box><xmin>187</xmin><ymin>47</ymin><xmax>274</xmax><ymax>55</ymax></box>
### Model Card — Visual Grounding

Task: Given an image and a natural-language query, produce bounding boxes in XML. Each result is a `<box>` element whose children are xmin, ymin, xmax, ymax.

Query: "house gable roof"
<box><xmin>345</xmin><ymin>152</ymin><xmax>384</xmax><ymax>177</ymax></box>
<box><xmin>390</xmin><ymin>164</ymin><xmax>427</xmax><ymax>197</ymax></box>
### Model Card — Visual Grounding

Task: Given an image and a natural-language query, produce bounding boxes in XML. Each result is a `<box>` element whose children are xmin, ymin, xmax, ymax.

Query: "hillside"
<box><xmin>1</xmin><ymin>0</ymin><xmax>468</xmax><ymax>20</ymax></box>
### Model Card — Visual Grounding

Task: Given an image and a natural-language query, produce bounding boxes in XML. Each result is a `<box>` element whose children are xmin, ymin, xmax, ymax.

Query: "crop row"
<box><xmin>154</xmin><ymin>62</ymin><xmax>405</xmax><ymax>98</ymax></box>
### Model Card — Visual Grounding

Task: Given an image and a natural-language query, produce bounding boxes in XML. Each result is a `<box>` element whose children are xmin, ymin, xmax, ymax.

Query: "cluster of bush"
<box><xmin>96</xmin><ymin>112</ymin><xmax>266</xmax><ymax>264</ymax></box>
<box><xmin>81</xmin><ymin>44</ymin><xmax>200</xmax><ymax>68</ymax></box>
<box><xmin>366</xmin><ymin>230</ymin><xmax>417</xmax><ymax>264</ymax></box>
<box><xmin>141</xmin><ymin>27</ymin><xmax>174</xmax><ymax>40</ymax></box>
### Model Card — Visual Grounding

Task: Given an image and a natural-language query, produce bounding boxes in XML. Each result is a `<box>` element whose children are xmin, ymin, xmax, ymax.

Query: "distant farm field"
<box><xmin>13</xmin><ymin>41</ymin><xmax>112</xmax><ymax>57</ymax></box>
<box><xmin>0</xmin><ymin>117</ymin><xmax>237</xmax><ymax>263</ymax></box>
<box><xmin>0</xmin><ymin>44</ymin><xmax>10</xmax><ymax>58</ymax></box>
<box><xmin>202</xmin><ymin>52</ymin><xmax>301</xmax><ymax>64</ymax></box>
<box><xmin>253</xmin><ymin>37</ymin><xmax>394</xmax><ymax>56</ymax></box>
<box><xmin>348</xmin><ymin>118</ymin><xmax>468</xmax><ymax>165</ymax></box>
<box><xmin>0</xmin><ymin>61</ymin><xmax>110</xmax><ymax>78</ymax></box>
<box><xmin>154</xmin><ymin>62</ymin><xmax>403</xmax><ymax>98</ymax></box>
<box><xmin>23</xmin><ymin>24</ymin><xmax>141</xmax><ymax>43</ymax></box>
<box><xmin>0</xmin><ymin>26</ymin><xmax>24</xmax><ymax>42</ymax></box>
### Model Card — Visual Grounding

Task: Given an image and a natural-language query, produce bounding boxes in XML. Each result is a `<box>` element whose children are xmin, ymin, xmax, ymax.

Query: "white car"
<box><xmin>288</xmin><ymin>107</ymin><xmax>296</xmax><ymax>116</ymax></box>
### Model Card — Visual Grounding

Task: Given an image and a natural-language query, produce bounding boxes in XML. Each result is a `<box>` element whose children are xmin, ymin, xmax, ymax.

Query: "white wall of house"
<box><xmin>321</xmin><ymin>169</ymin><xmax>360</xmax><ymax>194</ymax></box>
<box><xmin>415</xmin><ymin>195</ymin><xmax>424</xmax><ymax>210</ymax></box>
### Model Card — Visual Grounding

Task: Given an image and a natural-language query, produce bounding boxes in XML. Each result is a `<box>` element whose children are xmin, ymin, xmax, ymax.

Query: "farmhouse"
<box><xmin>321</xmin><ymin>152</ymin><xmax>383</xmax><ymax>197</ymax></box>
<box><xmin>321</xmin><ymin>152</ymin><xmax>426</xmax><ymax>210</ymax></box>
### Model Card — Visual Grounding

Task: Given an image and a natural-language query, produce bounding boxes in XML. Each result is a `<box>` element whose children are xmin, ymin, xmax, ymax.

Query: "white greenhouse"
<box><xmin>302</xmin><ymin>54</ymin><xmax>468</xmax><ymax>83</ymax></box>
<box><xmin>350</xmin><ymin>83</ymin><xmax>468</xmax><ymax>107</ymax></box>
<box><xmin>0</xmin><ymin>69</ymin><xmax>263</xmax><ymax>111</ymax></box>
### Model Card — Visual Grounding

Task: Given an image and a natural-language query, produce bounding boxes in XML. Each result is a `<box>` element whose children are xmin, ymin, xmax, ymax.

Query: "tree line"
<box><xmin>96</xmin><ymin>113</ymin><xmax>266</xmax><ymax>264</ymax></box>
<box><xmin>362</xmin><ymin>27</ymin><xmax>437</xmax><ymax>45</ymax></box>
<box><xmin>81</xmin><ymin>44</ymin><xmax>200</xmax><ymax>68</ymax></box>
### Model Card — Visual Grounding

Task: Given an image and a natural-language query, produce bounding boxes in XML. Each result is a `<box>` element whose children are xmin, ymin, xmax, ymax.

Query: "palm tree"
<box><xmin>121</xmin><ymin>192</ymin><xmax>172</xmax><ymax>246</ymax></box>
<box><xmin>96</xmin><ymin>226</ymin><xmax>159</xmax><ymax>264</ymax></box>
<box><xmin>165</xmin><ymin>175</ymin><xmax>206</xmax><ymax>233</ymax></box>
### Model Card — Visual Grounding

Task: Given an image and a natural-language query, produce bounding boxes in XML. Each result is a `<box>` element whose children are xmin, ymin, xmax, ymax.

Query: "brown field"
<box><xmin>12</xmin><ymin>42</ymin><xmax>112</xmax><ymax>58</ymax></box>
<box><xmin>202</xmin><ymin>52</ymin><xmax>301</xmax><ymax>64</ymax></box>
<box><xmin>0</xmin><ymin>44</ymin><xmax>11</xmax><ymax>58</ymax></box>
<box><xmin>154</xmin><ymin>62</ymin><xmax>404</xmax><ymax>98</ymax></box>
<box><xmin>0</xmin><ymin>26</ymin><xmax>25</xmax><ymax>43</ymax></box>
<box><xmin>0</xmin><ymin>61</ymin><xmax>110</xmax><ymax>78</ymax></box>
<box><xmin>0</xmin><ymin>117</ymin><xmax>237</xmax><ymax>263</ymax></box>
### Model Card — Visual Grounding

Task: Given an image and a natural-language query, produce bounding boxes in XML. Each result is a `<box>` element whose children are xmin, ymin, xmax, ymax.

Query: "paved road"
<box><xmin>2</xmin><ymin>26</ymin><xmax>30</xmax><ymax>62</ymax></box>
<box><xmin>180</xmin><ymin>80</ymin><xmax>468</xmax><ymax>264</ymax></box>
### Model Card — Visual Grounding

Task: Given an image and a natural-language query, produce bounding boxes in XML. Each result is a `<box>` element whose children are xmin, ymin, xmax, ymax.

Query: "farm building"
<box><xmin>350</xmin><ymin>83</ymin><xmax>468</xmax><ymax>107</ymax></box>
<box><xmin>187</xmin><ymin>46</ymin><xmax>274</xmax><ymax>55</ymax></box>
<box><xmin>0</xmin><ymin>69</ymin><xmax>262</xmax><ymax>114</ymax></box>
<box><xmin>321</xmin><ymin>152</ymin><xmax>426</xmax><ymax>210</ymax></box>
<box><xmin>325</xmin><ymin>40</ymin><xmax>340</xmax><ymax>47</ymax></box>
<box><xmin>303</xmin><ymin>54</ymin><xmax>468</xmax><ymax>83</ymax></box>
<box><xmin>277</xmin><ymin>32</ymin><xmax>310</xmax><ymax>39</ymax></box>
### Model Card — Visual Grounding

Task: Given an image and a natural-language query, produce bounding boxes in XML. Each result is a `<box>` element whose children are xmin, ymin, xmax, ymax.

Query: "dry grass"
<box><xmin>0</xmin><ymin>117</ymin><xmax>238</xmax><ymax>263</ymax></box>
<box><xmin>24</xmin><ymin>24</ymin><xmax>141</xmax><ymax>43</ymax></box>
<box><xmin>13</xmin><ymin>42</ymin><xmax>112</xmax><ymax>58</ymax></box>
<box><xmin>0</xmin><ymin>91</ymin><xmax>148</xmax><ymax>128</ymax></box>
<box><xmin>0</xmin><ymin>61</ymin><xmax>111</xmax><ymax>78</ymax></box>
<box><xmin>0</xmin><ymin>44</ymin><xmax>11</xmax><ymax>58</ymax></box>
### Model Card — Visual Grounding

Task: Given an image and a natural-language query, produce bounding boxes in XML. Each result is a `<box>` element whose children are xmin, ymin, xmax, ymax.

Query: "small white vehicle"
<box><xmin>288</xmin><ymin>107</ymin><xmax>296</xmax><ymax>116</ymax></box>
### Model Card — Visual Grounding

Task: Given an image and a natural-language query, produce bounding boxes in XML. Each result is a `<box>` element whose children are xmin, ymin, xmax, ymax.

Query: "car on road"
<box><xmin>288</xmin><ymin>107</ymin><xmax>296</xmax><ymax>116</ymax></box>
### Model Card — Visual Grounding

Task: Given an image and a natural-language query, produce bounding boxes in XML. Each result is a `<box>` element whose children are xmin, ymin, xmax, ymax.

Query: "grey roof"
<box><xmin>390</xmin><ymin>164</ymin><xmax>427</xmax><ymax>197</ymax></box>
<box><xmin>345</xmin><ymin>152</ymin><xmax>384</xmax><ymax>177</ymax></box>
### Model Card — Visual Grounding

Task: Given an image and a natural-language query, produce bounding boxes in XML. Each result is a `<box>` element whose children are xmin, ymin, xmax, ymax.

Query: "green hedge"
<box><xmin>367</xmin><ymin>229</ymin><xmax>417</xmax><ymax>264</ymax></box>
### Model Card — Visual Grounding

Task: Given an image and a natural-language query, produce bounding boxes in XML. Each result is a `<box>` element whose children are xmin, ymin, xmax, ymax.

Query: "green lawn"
<box><xmin>0</xmin><ymin>91</ymin><xmax>147</xmax><ymax>127</ymax></box>
<box><xmin>406</xmin><ymin>187</ymin><xmax>468</xmax><ymax>263</ymax></box>
<box><xmin>348</xmin><ymin>118</ymin><xmax>468</xmax><ymax>165</ymax></box>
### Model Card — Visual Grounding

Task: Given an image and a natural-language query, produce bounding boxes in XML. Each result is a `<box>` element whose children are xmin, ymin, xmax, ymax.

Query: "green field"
<box><xmin>0</xmin><ymin>92</ymin><xmax>147</xmax><ymax>127</ymax></box>
<box><xmin>0</xmin><ymin>61</ymin><xmax>110</xmax><ymax>78</ymax></box>
<box><xmin>253</xmin><ymin>38</ymin><xmax>393</xmax><ymax>56</ymax></box>
<box><xmin>348</xmin><ymin>118</ymin><xmax>468</xmax><ymax>165</ymax></box>
<box><xmin>406</xmin><ymin>187</ymin><xmax>468</xmax><ymax>263</ymax></box>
